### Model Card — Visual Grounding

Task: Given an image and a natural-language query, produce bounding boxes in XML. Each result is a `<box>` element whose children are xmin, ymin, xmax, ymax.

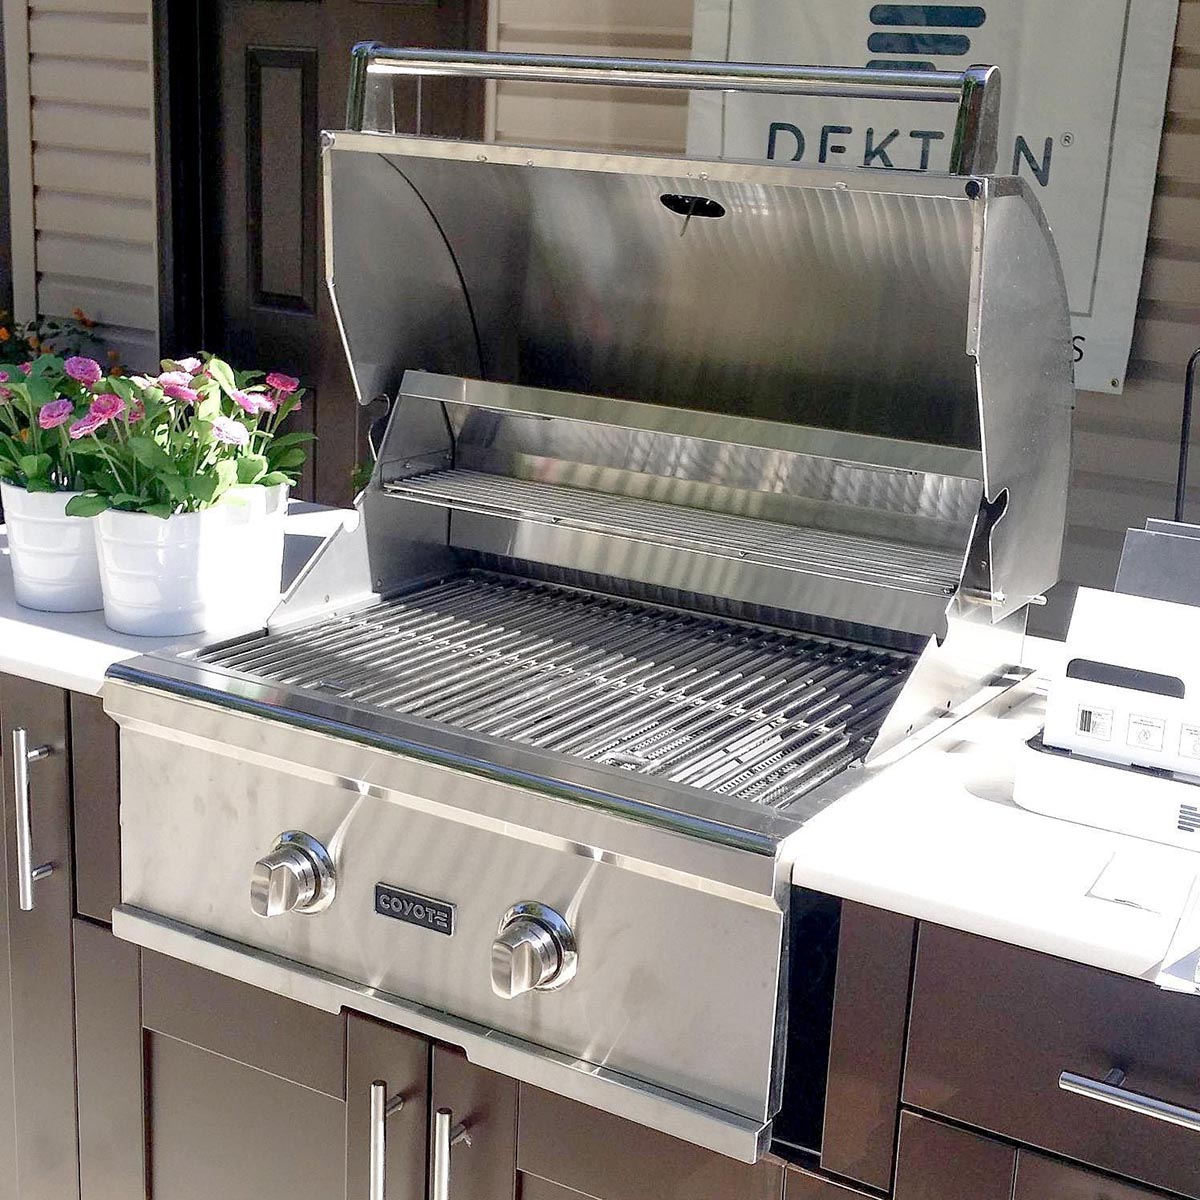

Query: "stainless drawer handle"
<box><xmin>1060</xmin><ymin>1069</ymin><xmax>1200</xmax><ymax>1134</ymax></box>
<box><xmin>430</xmin><ymin>1107</ymin><xmax>472</xmax><ymax>1200</ymax></box>
<box><xmin>368</xmin><ymin>1080</ymin><xmax>406</xmax><ymax>1200</ymax></box>
<box><xmin>12</xmin><ymin>729</ymin><xmax>53</xmax><ymax>912</ymax></box>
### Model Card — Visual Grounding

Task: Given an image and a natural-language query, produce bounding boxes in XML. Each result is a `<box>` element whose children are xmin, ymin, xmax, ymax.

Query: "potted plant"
<box><xmin>65</xmin><ymin>354</ymin><xmax>310</xmax><ymax>636</ymax></box>
<box><xmin>0</xmin><ymin>354</ymin><xmax>113</xmax><ymax>612</ymax></box>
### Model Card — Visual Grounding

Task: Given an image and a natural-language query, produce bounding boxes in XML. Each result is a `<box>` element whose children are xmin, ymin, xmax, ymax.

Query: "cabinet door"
<box><xmin>142</xmin><ymin>949</ymin><xmax>347</xmax><ymax>1200</ymax></box>
<box><xmin>893</xmin><ymin>1112</ymin><xmax>1016</xmax><ymax>1200</ymax></box>
<box><xmin>74</xmin><ymin>920</ymin><xmax>145</xmax><ymax>1200</ymax></box>
<box><xmin>346</xmin><ymin>1014</ymin><xmax>431</xmax><ymax>1200</ymax></box>
<box><xmin>517</xmin><ymin>1086</ymin><xmax>783</xmax><ymax>1200</ymax></box>
<box><xmin>0</xmin><ymin>673</ymin><xmax>78</xmax><ymax>1200</ymax></box>
<box><xmin>431</xmin><ymin>1047</ymin><xmax>518</xmax><ymax>1200</ymax></box>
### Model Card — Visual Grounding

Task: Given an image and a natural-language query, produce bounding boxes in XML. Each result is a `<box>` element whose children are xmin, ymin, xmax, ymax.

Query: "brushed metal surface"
<box><xmin>202</xmin><ymin>574</ymin><xmax>914</xmax><ymax>809</ymax></box>
<box><xmin>115</xmin><ymin>906</ymin><xmax>770</xmax><ymax>1162</ymax></box>
<box><xmin>109</xmin><ymin>684</ymin><xmax>790</xmax><ymax>1124</ymax></box>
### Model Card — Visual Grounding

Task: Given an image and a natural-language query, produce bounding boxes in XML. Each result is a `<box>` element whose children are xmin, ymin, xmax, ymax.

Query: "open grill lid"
<box><xmin>323</xmin><ymin>126</ymin><xmax>1072</xmax><ymax>625</ymax></box>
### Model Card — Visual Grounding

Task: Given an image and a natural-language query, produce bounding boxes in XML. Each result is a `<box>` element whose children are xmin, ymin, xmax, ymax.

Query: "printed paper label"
<box><xmin>1181</xmin><ymin>725</ymin><xmax>1200</xmax><ymax>762</ymax></box>
<box><xmin>1076</xmin><ymin>705</ymin><xmax>1113</xmax><ymax>741</ymax></box>
<box><xmin>1127</xmin><ymin>715</ymin><xmax>1167</xmax><ymax>753</ymax></box>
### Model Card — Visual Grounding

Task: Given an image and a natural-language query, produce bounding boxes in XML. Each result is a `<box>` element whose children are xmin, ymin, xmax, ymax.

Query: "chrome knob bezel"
<box><xmin>493</xmin><ymin>901</ymin><xmax>577</xmax><ymax>996</ymax></box>
<box><xmin>251</xmin><ymin>831</ymin><xmax>337</xmax><ymax>917</ymax></box>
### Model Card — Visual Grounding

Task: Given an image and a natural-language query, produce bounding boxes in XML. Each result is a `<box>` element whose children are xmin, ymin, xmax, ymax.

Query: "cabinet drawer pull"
<box><xmin>1060</xmin><ymin>1069</ymin><xmax>1200</xmax><ymax>1134</ymax></box>
<box><xmin>369</xmin><ymin>1080</ymin><xmax>406</xmax><ymax>1200</ymax></box>
<box><xmin>431</xmin><ymin>1107</ymin><xmax>472</xmax><ymax>1200</ymax></box>
<box><xmin>12</xmin><ymin>728</ymin><xmax>53</xmax><ymax>912</ymax></box>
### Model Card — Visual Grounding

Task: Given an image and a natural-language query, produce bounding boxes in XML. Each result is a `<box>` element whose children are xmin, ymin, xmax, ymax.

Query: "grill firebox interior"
<box><xmin>199</xmin><ymin>573</ymin><xmax>916</xmax><ymax>809</ymax></box>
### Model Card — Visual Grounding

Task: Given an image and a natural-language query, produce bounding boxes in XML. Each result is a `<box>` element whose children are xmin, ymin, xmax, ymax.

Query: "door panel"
<box><xmin>0</xmin><ymin>674</ymin><xmax>78</xmax><ymax>1200</ymax></box>
<box><xmin>893</xmin><ymin>1112</ymin><xmax>1016</xmax><ymax>1200</ymax></box>
<box><xmin>431</xmin><ymin>1046</ymin><xmax>518</xmax><ymax>1200</ymax></box>
<box><xmin>1015</xmin><ymin>1152</ymin><xmax>1170</xmax><ymax>1200</ymax></box>
<box><xmin>214</xmin><ymin>0</ymin><xmax>485</xmax><ymax>505</ymax></box>
<box><xmin>146</xmin><ymin>1032</ymin><xmax>346</xmax><ymax>1200</ymax></box>
<box><xmin>345</xmin><ymin>1014</ymin><xmax>431</xmax><ymax>1200</ymax></box>
<box><xmin>69</xmin><ymin>694</ymin><xmax>120</xmax><ymax>924</ymax></box>
<box><xmin>141</xmin><ymin>948</ymin><xmax>345</xmax><ymax>1099</ymax></box>
<box><xmin>74</xmin><ymin>920</ymin><xmax>145</xmax><ymax>1200</ymax></box>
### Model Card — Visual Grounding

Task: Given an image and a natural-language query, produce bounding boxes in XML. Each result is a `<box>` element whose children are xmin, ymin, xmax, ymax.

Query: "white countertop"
<box><xmin>0</xmin><ymin>504</ymin><xmax>350</xmax><ymax>696</ymax></box>
<box><xmin>791</xmin><ymin>651</ymin><xmax>1200</xmax><ymax>983</ymax></box>
<box><xmin>3</xmin><ymin>532</ymin><xmax>1197</xmax><ymax>984</ymax></box>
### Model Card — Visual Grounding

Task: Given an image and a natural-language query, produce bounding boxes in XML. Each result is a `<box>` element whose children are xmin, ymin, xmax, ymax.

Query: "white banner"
<box><xmin>689</xmin><ymin>1</ymin><xmax>1179</xmax><ymax>394</ymax></box>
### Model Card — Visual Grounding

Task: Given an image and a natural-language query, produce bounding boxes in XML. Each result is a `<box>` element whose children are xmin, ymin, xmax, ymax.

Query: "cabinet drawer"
<box><xmin>906</xmin><ymin>924</ymin><xmax>1200</xmax><ymax>1198</ymax></box>
<box><xmin>517</xmin><ymin>1086</ymin><xmax>783</xmax><ymax>1200</ymax></box>
<box><xmin>1015</xmin><ymin>1152</ymin><xmax>1170</xmax><ymax>1200</ymax></box>
<box><xmin>894</xmin><ymin>1112</ymin><xmax>1016</xmax><ymax>1200</ymax></box>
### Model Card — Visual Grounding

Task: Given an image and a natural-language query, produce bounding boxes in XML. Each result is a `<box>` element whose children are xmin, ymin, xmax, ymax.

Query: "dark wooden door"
<box><xmin>212</xmin><ymin>0</ymin><xmax>485</xmax><ymax>504</ymax></box>
<box><xmin>0</xmin><ymin>674</ymin><xmax>78</xmax><ymax>1200</ymax></box>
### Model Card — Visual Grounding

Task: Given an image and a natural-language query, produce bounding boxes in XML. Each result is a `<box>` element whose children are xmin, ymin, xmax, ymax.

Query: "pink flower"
<box><xmin>64</xmin><ymin>356</ymin><xmax>103</xmax><ymax>387</ymax></box>
<box><xmin>69</xmin><ymin>414</ymin><xmax>106</xmax><ymax>440</ymax></box>
<box><xmin>211</xmin><ymin>416</ymin><xmax>250</xmax><ymax>447</ymax></box>
<box><xmin>129</xmin><ymin>374</ymin><xmax>157</xmax><ymax>389</ymax></box>
<box><xmin>0</xmin><ymin>370</ymin><xmax>10</xmax><ymax>402</ymax></box>
<box><xmin>176</xmin><ymin>357</ymin><xmax>203</xmax><ymax>375</ymax></box>
<box><xmin>38</xmin><ymin>399</ymin><xmax>75</xmax><ymax>429</ymax></box>
<box><xmin>19</xmin><ymin>363</ymin><xmax>31</xmax><ymax>375</ymax></box>
<box><xmin>157</xmin><ymin>371</ymin><xmax>192</xmax><ymax>389</ymax></box>
<box><xmin>162</xmin><ymin>383</ymin><xmax>201</xmax><ymax>404</ymax></box>
<box><xmin>231</xmin><ymin>388</ymin><xmax>271</xmax><ymax>416</ymax></box>
<box><xmin>89</xmin><ymin>393</ymin><xmax>125</xmax><ymax>421</ymax></box>
<box><xmin>266</xmin><ymin>372</ymin><xmax>300</xmax><ymax>395</ymax></box>
<box><xmin>126</xmin><ymin>400</ymin><xmax>145</xmax><ymax>423</ymax></box>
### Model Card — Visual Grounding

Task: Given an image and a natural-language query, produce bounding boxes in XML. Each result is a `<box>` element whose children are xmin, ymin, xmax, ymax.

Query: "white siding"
<box><xmin>5</xmin><ymin>0</ymin><xmax>159</xmax><ymax>370</ymax></box>
<box><xmin>1063</xmin><ymin>0</ymin><xmax>1200</xmax><ymax>600</ymax></box>
<box><xmin>488</xmin><ymin>0</ymin><xmax>694</xmax><ymax>152</ymax></box>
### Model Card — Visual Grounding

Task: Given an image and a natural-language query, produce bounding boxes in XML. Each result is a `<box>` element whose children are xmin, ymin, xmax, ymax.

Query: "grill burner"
<box><xmin>200</xmin><ymin>574</ymin><xmax>915</xmax><ymax>808</ymax></box>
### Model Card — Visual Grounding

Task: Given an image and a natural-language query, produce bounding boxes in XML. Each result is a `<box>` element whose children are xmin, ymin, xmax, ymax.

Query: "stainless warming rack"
<box><xmin>385</xmin><ymin>473</ymin><xmax>963</xmax><ymax>598</ymax></box>
<box><xmin>198</xmin><ymin>574</ymin><xmax>915</xmax><ymax>809</ymax></box>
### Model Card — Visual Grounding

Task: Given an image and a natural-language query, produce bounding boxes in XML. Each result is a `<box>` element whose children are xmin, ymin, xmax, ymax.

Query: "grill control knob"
<box><xmin>491</xmin><ymin>902</ymin><xmax>577</xmax><ymax>999</ymax></box>
<box><xmin>251</xmin><ymin>832</ymin><xmax>336</xmax><ymax>918</ymax></box>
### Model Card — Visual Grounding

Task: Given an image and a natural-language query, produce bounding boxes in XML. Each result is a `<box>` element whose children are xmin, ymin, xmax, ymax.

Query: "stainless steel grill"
<box><xmin>200</xmin><ymin>574</ymin><xmax>914</xmax><ymax>808</ymax></box>
<box><xmin>386</xmin><ymin>470</ymin><xmax>962</xmax><ymax>596</ymax></box>
<box><xmin>104</xmin><ymin>47</ymin><xmax>1076</xmax><ymax>1169</ymax></box>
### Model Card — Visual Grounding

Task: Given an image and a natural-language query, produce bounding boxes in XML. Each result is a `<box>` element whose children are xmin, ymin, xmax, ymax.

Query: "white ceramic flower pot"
<box><xmin>95</xmin><ymin>484</ymin><xmax>288</xmax><ymax>638</ymax></box>
<box><xmin>1</xmin><ymin>480</ymin><xmax>103</xmax><ymax>612</ymax></box>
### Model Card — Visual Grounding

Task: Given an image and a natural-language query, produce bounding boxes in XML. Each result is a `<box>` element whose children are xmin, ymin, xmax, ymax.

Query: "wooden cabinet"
<box><xmin>517</xmin><ymin>1086</ymin><xmax>783</xmax><ymax>1200</ymax></box>
<box><xmin>905</xmin><ymin>924</ymin><xmax>1200</xmax><ymax>1198</ymax></box>
<box><xmin>0</xmin><ymin>674</ymin><xmax>79</xmax><ymax>1200</ymax></box>
<box><xmin>893</xmin><ymin>1113</ymin><xmax>1016</xmax><ymax>1200</ymax></box>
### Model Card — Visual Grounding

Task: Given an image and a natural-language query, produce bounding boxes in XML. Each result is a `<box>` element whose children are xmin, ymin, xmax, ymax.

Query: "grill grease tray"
<box><xmin>199</xmin><ymin>574</ymin><xmax>914</xmax><ymax>809</ymax></box>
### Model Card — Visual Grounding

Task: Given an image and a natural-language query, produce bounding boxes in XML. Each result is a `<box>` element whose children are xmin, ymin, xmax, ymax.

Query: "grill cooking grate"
<box><xmin>199</xmin><ymin>574</ymin><xmax>915</xmax><ymax>808</ymax></box>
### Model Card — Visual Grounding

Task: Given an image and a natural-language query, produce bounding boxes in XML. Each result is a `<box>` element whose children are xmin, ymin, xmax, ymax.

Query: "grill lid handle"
<box><xmin>345</xmin><ymin>45</ymin><xmax>1000</xmax><ymax>175</ymax></box>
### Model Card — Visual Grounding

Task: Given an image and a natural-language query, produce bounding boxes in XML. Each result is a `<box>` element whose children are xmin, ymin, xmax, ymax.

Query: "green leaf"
<box><xmin>24</xmin><ymin>476</ymin><xmax>58</xmax><ymax>493</ymax></box>
<box><xmin>127</xmin><ymin>435</ymin><xmax>173</xmax><ymax>473</ymax></box>
<box><xmin>266</xmin><ymin>430</ymin><xmax>315</xmax><ymax>453</ymax></box>
<box><xmin>24</xmin><ymin>375</ymin><xmax>54</xmax><ymax>407</ymax></box>
<box><xmin>112</xmin><ymin>492</ymin><xmax>148</xmax><ymax>508</ymax></box>
<box><xmin>205</xmin><ymin>357</ymin><xmax>238</xmax><ymax>396</ymax></box>
<box><xmin>187</xmin><ymin>472</ymin><xmax>218</xmax><ymax>505</ymax></box>
<box><xmin>235</xmin><ymin>454</ymin><xmax>268</xmax><ymax>485</ymax></box>
<box><xmin>270</xmin><ymin>447</ymin><xmax>308</xmax><ymax>471</ymax></box>
<box><xmin>18</xmin><ymin>453</ymin><xmax>52</xmax><ymax>481</ymax></box>
<box><xmin>64</xmin><ymin>493</ymin><xmax>111</xmax><ymax>518</ymax></box>
<box><xmin>212</xmin><ymin>458</ymin><xmax>238</xmax><ymax>500</ymax></box>
<box><xmin>161</xmin><ymin>474</ymin><xmax>191</xmax><ymax>502</ymax></box>
<box><xmin>143</xmin><ymin>502</ymin><xmax>174</xmax><ymax>520</ymax></box>
<box><xmin>108</xmin><ymin>376</ymin><xmax>136</xmax><ymax>404</ymax></box>
<box><xmin>259</xmin><ymin>471</ymin><xmax>292</xmax><ymax>487</ymax></box>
